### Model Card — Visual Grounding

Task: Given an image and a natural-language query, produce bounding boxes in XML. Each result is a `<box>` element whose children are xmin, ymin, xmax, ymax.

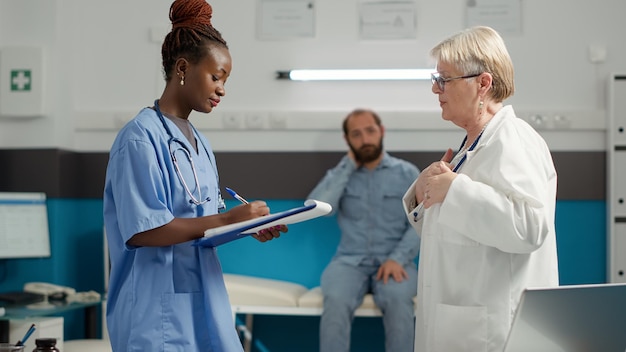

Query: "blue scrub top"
<box><xmin>103</xmin><ymin>107</ymin><xmax>242</xmax><ymax>352</ymax></box>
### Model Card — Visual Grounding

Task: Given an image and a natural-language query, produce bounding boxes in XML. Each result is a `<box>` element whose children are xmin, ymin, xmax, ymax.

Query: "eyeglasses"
<box><xmin>431</xmin><ymin>72</ymin><xmax>481</xmax><ymax>92</ymax></box>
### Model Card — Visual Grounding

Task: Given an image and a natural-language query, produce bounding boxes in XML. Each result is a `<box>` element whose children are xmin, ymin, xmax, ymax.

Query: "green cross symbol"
<box><xmin>11</xmin><ymin>69</ymin><xmax>32</xmax><ymax>92</ymax></box>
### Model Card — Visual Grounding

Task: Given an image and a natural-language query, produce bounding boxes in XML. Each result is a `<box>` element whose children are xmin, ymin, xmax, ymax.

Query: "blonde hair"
<box><xmin>431</xmin><ymin>26</ymin><xmax>514</xmax><ymax>102</ymax></box>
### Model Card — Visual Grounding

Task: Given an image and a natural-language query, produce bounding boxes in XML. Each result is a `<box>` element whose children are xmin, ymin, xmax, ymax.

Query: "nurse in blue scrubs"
<box><xmin>102</xmin><ymin>0</ymin><xmax>287</xmax><ymax>350</ymax></box>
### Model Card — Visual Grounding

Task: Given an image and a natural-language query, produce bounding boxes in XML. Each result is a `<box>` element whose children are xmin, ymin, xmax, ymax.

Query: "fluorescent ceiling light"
<box><xmin>277</xmin><ymin>69</ymin><xmax>433</xmax><ymax>81</ymax></box>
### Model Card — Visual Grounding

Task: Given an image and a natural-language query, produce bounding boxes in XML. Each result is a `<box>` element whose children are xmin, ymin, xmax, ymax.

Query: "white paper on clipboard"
<box><xmin>196</xmin><ymin>199</ymin><xmax>332</xmax><ymax>247</ymax></box>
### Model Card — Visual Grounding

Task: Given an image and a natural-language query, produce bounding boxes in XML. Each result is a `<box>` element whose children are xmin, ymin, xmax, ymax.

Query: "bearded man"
<box><xmin>307</xmin><ymin>109</ymin><xmax>421</xmax><ymax>352</ymax></box>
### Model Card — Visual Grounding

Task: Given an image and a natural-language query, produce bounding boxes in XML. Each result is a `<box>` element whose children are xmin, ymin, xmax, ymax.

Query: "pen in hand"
<box><xmin>16</xmin><ymin>323</ymin><xmax>36</xmax><ymax>346</ymax></box>
<box><xmin>225</xmin><ymin>187</ymin><xmax>249</xmax><ymax>204</ymax></box>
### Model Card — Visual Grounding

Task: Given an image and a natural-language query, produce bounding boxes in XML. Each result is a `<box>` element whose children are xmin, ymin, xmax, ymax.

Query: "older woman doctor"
<box><xmin>403</xmin><ymin>26</ymin><xmax>559</xmax><ymax>352</ymax></box>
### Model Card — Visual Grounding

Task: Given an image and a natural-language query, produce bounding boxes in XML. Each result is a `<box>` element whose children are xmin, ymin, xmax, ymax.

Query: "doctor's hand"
<box><xmin>422</xmin><ymin>161</ymin><xmax>456</xmax><ymax>209</ymax></box>
<box><xmin>253</xmin><ymin>225</ymin><xmax>288</xmax><ymax>242</ymax></box>
<box><xmin>376</xmin><ymin>259</ymin><xmax>408</xmax><ymax>284</ymax></box>
<box><xmin>414</xmin><ymin>148</ymin><xmax>455</xmax><ymax>204</ymax></box>
<box><xmin>440</xmin><ymin>148</ymin><xmax>454</xmax><ymax>164</ymax></box>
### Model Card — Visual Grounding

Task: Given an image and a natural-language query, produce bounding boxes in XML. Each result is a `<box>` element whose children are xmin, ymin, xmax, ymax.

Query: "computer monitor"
<box><xmin>0</xmin><ymin>192</ymin><xmax>51</xmax><ymax>259</ymax></box>
<box><xmin>503</xmin><ymin>283</ymin><xmax>626</xmax><ymax>352</ymax></box>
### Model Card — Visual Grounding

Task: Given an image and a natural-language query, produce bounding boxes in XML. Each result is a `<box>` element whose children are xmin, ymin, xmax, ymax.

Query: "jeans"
<box><xmin>319</xmin><ymin>259</ymin><xmax>417</xmax><ymax>352</ymax></box>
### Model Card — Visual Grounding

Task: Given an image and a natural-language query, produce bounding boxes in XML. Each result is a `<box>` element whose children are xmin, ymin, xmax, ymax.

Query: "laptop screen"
<box><xmin>503</xmin><ymin>283</ymin><xmax>626</xmax><ymax>352</ymax></box>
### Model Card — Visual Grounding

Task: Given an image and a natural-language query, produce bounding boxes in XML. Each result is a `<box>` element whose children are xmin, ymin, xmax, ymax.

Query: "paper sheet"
<box><xmin>196</xmin><ymin>199</ymin><xmax>332</xmax><ymax>247</ymax></box>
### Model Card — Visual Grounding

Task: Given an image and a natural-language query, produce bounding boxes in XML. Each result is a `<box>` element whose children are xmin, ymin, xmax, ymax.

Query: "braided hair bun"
<box><xmin>170</xmin><ymin>0</ymin><xmax>214</xmax><ymax>32</ymax></box>
<box><xmin>161</xmin><ymin>0</ymin><xmax>228</xmax><ymax>81</ymax></box>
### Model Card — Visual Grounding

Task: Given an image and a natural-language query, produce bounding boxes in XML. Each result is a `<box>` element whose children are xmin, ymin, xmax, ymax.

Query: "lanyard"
<box><xmin>412</xmin><ymin>127</ymin><xmax>486</xmax><ymax>223</ymax></box>
<box><xmin>412</xmin><ymin>125</ymin><xmax>488</xmax><ymax>222</ymax></box>
<box><xmin>452</xmin><ymin>128</ymin><xmax>486</xmax><ymax>173</ymax></box>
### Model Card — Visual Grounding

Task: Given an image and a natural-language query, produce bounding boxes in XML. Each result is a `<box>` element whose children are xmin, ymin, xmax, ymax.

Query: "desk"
<box><xmin>0</xmin><ymin>300</ymin><xmax>101</xmax><ymax>343</ymax></box>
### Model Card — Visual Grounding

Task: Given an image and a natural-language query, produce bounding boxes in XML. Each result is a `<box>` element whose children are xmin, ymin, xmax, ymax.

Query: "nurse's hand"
<box><xmin>376</xmin><ymin>259</ymin><xmax>408</xmax><ymax>284</ymax></box>
<box><xmin>226</xmin><ymin>200</ymin><xmax>270</xmax><ymax>223</ymax></box>
<box><xmin>253</xmin><ymin>225</ymin><xmax>288</xmax><ymax>242</ymax></box>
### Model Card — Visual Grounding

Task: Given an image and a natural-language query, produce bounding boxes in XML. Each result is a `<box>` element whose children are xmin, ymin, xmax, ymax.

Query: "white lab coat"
<box><xmin>403</xmin><ymin>105</ymin><xmax>559</xmax><ymax>352</ymax></box>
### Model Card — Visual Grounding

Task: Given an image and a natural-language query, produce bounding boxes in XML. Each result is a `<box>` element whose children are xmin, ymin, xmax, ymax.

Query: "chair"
<box><xmin>63</xmin><ymin>227</ymin><xmax>112</xmax><ymax>352</ymax></box>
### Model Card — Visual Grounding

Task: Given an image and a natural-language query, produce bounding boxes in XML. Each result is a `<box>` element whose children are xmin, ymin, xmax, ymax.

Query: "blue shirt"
<box><xmin>308</xmin><ymin>152</ymin><xmax>421</xmax><ymax>266</ymax></box>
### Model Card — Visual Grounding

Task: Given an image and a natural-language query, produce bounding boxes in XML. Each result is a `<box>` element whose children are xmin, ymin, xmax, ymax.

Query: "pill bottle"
<box><xmin>32</xmin><ymin>338</ymin><xmax>59</xmax><ymax>352</ymax></box>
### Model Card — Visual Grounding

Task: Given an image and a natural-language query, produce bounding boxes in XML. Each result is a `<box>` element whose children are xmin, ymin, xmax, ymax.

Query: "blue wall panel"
<box><xmin>219</xmin><ymin>200</ymin><xmax>339</xmax><ymax>288</ymax></box>
<box><xmin>554</xmin><ymin>200</ymin><xmax>607</xmax><ymax>285</ymax></box>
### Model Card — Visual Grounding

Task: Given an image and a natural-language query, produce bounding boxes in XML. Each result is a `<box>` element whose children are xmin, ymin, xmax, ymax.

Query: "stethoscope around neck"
<box><xmin>154</xmin><ymin>99</ymin><xmax>220</xmax><ymax>206</ymax></box>
<box><xmin>452</xmin><ymin>127</ymin><xmax>487</xmax><ymax>173</ymax></box>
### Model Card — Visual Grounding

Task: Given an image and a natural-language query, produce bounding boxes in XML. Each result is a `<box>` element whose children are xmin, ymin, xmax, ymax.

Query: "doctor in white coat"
<box><xmin>403</xmin><ymin>26</ymin><xmax>559</xmax><ymax>352</ymax></box>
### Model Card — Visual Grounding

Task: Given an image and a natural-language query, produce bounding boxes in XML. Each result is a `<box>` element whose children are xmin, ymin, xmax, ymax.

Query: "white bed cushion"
<box><xmin>223</xmin><ymin>274</ymin><xmax>308</xmax><ymax>307</ymax></box>
<box><xmin>297</xmin><ymin>287</ymin><xmax>378</xmax><ymax>309</ymax></box>
<box><xmin>64</xmin><ymin>340</ymin><xmax>112</xmax><ymax>352</ymax></box>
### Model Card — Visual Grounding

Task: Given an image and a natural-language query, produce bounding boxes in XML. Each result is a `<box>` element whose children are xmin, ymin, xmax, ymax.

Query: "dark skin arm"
<box><xmin>127</xmin><ymin>200</ymin><xmax>287</xmax><ymax>247</ymax></box>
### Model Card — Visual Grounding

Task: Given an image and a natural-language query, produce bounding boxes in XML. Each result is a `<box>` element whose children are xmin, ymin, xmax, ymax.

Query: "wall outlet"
<box><xmin>528</xmin><ymin>114</ymin><xmax>548</xmax><ymax>129</ymax></box>
<box><xmin>245</xmin><ymin>113</ymin><xmax>266</xmax><ymax>129</ymax></box>
<box><xmin>268</xmin><ymin>114</ymin><xmax>288</xmax><ymax>129</ymax></box>
<box><xmin>552</xmin><ymin>115</ymin><xmax>572</xmax><ymax>129</ymax></box>
<box><xmin>588</xmin><ymin>44</ymin><xmax>607</xmax><ymax>64</ymax></box>
<box><xmin>222</xmin><ymin>113</ymin><xmax>242</xmax><ymax>129</ymax></box>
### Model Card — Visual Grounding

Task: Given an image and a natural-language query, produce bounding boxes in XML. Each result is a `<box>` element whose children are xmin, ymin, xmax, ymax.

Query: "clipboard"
<box><xmin>195</xmin><ymin>199</ymin><xmax>332</xmax><ymax>248</ymax></box>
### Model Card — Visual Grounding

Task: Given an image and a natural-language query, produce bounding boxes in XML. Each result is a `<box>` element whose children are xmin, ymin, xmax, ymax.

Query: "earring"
<box><xmin>479</xmin><ymin>100</ymin><xmax>484</xmax><ymax>113</ymax></box>
<box><xmin>180</xmin><ymin>76</ymin><xmax>185</xmax><ymax>86</ymax></box>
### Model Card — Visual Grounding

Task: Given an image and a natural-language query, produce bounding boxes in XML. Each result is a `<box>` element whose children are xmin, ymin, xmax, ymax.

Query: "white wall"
<box><xmin>0</xmin><ymin>0</ymin><xmax>624</xmax><ymax>152</ymax></box>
